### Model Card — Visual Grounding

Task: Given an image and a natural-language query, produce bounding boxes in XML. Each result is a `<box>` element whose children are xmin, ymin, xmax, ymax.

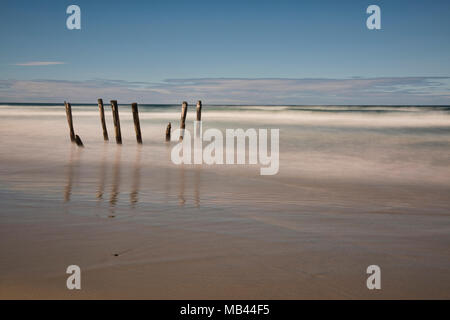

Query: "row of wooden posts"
<box><xmin>64</xmin><ymin>99</ymin><xmax>202</xmax><ymax>147</ymax></box>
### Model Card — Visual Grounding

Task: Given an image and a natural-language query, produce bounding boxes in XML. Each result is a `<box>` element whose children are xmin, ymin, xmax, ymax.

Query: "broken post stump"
<box><xmin>165</xmin><ymin>122</ymin><xmax>171</xmax><ymax>142</ymax></box>
<box><xmin>179</xmin><ymin>101</ymin><xmax>188</xmax><ymax>141</ymax></box>
<box><xmin>98</xmin><ymin>98</ymin><xmax>109</xmax><ymax>141</ymax></box>
<box><xmin>196</xmin><ymin>100</ymin><xmax>202</xmax><ymax>121</ymax></box>
<box><xmin>110</xmin><ymin>100</ymin><xmax>122</xmax><ymax>144</ymax></box>
<box><xmin>65</xmin><ymin>101</ymin><xmax>76</xmax><ymax>142</ymax></box>
<box><xmin>131</xmin><ymin>102</ymin><xmax>142</xmax><ymax>144</ymax></box>
<box><xmin>75</xmin><ymin>135</ymin><xmax>84</xmax><ymax>147</ymax></box>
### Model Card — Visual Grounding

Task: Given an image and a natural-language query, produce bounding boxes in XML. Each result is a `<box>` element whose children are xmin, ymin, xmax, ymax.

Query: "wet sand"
<box><xmin>0</xmin><ymin>104</ymin><xmax>449</xmax><ymax>299</ymax></box>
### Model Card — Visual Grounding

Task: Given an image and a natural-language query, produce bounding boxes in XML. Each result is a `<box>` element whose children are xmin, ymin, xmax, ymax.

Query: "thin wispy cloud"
<box><xmin>13</xmin><ymin>61</ymin><xmax>65</xmax><ymax>66</ymax></box>
<box><xmin>0</xmin><ymin>77</ymin><xmax>449</xmax><ymax>104</ymax></box>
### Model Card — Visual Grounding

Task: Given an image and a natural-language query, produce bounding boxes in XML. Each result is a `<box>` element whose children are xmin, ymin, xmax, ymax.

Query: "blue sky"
<box><xmin>0</xmin><ymin>0</ymin><xmax>449</xmax><ymax>104</ymax></box>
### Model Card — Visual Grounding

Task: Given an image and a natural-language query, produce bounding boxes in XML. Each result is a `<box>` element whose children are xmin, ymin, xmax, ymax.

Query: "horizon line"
<box><xmin>1</xmin><ymin>102</ymin><xmax>449</xmax><ymax>107</ymax></box>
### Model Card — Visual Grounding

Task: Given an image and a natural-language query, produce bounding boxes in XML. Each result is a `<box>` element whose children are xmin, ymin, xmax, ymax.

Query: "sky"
<box><xmin>0</xmin><ymin>0</ymin><xmax>449</xmax><ymax>104</ymax></box>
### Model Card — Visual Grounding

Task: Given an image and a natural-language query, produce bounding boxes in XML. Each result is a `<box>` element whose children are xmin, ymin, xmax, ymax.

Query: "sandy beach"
<box><xmin>0</xmin><ymin>104</ymin><xmax>449</xmax><ymax>299</ymax></box>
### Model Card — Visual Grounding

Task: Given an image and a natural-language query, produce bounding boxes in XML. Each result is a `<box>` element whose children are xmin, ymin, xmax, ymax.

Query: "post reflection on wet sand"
<box><xmin>194</xmin><ymin>168</ymin><xmax>200</xmax><ymax>207</ymax></box>
<box><xmin>130</xmin><ymin>145</ymin><xmax>142</xmax><ymax>207</ymax></box>
<box><xmin>178</xmin><ymin>165</ymin><xmax>185</xmax><ymax>206</ymax></box>
<box><xmin>164</xmin><ymin>166</ymin><xmax>171</xmax><ymax>204</ymax></box>
<box><xmin>63</xmin><ymin>143</ymin><xmax>202</xmax><ymax>209</ymax></box>
<box><xmin>64</xmin><ymin>145</ymin><xmax>81</xmax><ymax>203</ymax></box>
<box><xmin>164</xmin><ymin>140</ymin><xmax>202</xmax><ymax>208</ymax></box>
<box><xmin>178</xmin><ymin>166</ymin><xmax>202</xmax><ymax>207</ymax></box>
<box><xmin>109</xmin><ymin>146</ymin><xmax>121</xmax><ymax>208</ymax></box>
<box><xmin>96</xmin><ymin>144</ymin><xmax>108</xmax><ymax>200</ymax></box>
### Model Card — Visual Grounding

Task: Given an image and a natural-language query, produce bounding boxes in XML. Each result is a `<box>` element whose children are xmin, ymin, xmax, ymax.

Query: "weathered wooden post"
<box><xmin>194</xmin><ymin>100</ymin><xmax>202</xmax><ymax>144</ymax></box>
<box><xmin>98</xmin><ymin>98</ymin><xmax>109</xmax><ymax>141</ymax></box>
<box><xmin>131</xmin><ymin>102</ymin><xmax>142</xmax><ymax>144</ymax></box>
<box><xmin>110</xmin><ymin>100</ymin><xmax>122</xmax><ymax>144</ymax></box>
<box><xmin>179</xmin><ymin>101</ymin><xmax>188</xmax><ymax>141</ymax></box>
<box><xmin>74</xmin><ymin>135</ymin><xmax>84</xmax><ymax>147</ymax></box>
<box><xmin>196</xmin><ymin>100</ymin><xmax>202</xmax><ymax>121</ymax></box>
<box><xmin>64</xmin><ymin>101</ymin><xmax>76</xmax><ymax>142</ymax></box>
<box><xmin>165</xmin><ymin>122</ymin><xmax>171</xmax><ymax>142</ymax></box>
